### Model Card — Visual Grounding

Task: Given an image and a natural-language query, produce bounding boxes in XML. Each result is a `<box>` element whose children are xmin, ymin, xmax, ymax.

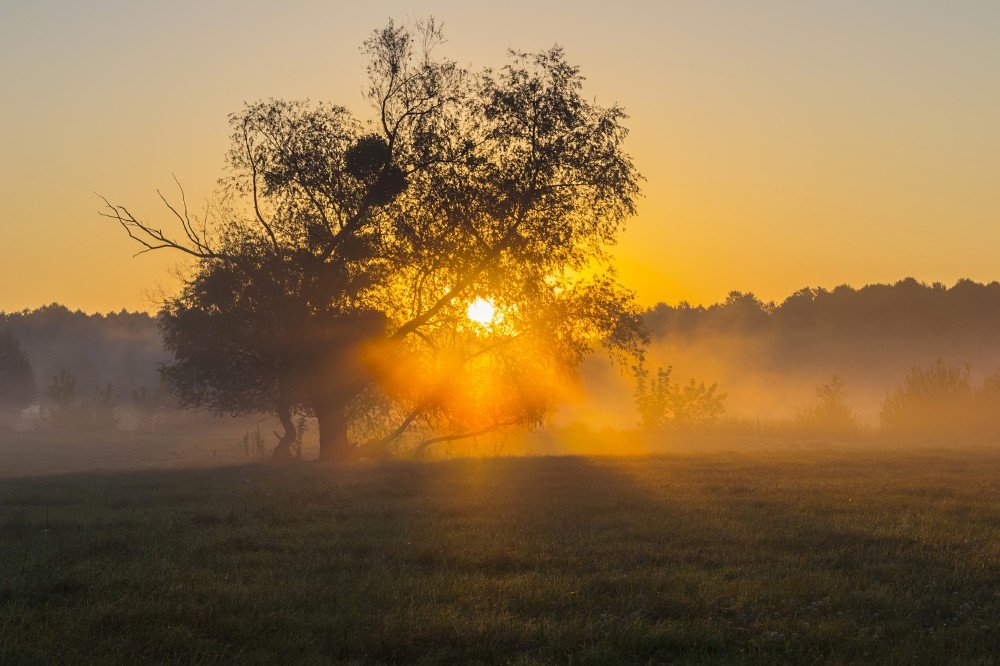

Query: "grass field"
<box><xmin>0</xmin><ymin>428</ymin><xmax>281</xmax><ymax>478</ymax></box>
<box><xmin>1</xmin><ymin>446</ymin><xmax>997</xmax><ymax>663</ymax></box>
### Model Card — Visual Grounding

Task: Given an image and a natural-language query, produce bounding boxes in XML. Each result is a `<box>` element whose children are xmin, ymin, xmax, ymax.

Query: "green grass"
<box><xmin>1</xmin><ymin>447</ymin><xmax>997</xmax><ymax>663</ymax></box>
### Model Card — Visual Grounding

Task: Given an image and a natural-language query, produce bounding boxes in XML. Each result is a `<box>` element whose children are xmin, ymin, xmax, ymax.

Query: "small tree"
<box><xmin>635</xmin><ymin>364</ymin><xmax>726</xmax><ymax>431</ymax></box>
<box><xmin>671</xmin><ymin>378</ymin><xmax>727</xmax><ymax>428</ymax></box>
<box><xmin>978</xmin><ymin>369</ymin><xmax>1000</xmax><ymax>437</ymax></box>
<box><xmin>0</xmin><ymin>328</ymin><xmax>36</xmax><ymax>422</ymax></box>
<box><xmin>87</xmin><ymin>383</ymin><xmax>119</xmax><ymax>431</ymax></box>
<box><xmin>44</xmin><ymin>371</ymin><xmax>119</xmax><ymax>431</ymax></box>
<box><xmin>44</xmin><ymin>370</ymin><xmax>79</xmax><ymax>430</ymax></box>
<box><xmin>132</xmin><ymin>382</ymin><xmax>173</xmax><ymax>432</ymax></box>
<box><xmin>635</xmin><ymin>366</ymin><xmax>673</xmax><ymax>431</ymax></box>
<box><xmin>880</xmin><ymin>360</ymin><xmax>974</xmax><ymax>437</ymax></box>
<box><xmin>791</xmin><ymin>375</ymin><xmax>861</xmax><ymax>438</ymax></box>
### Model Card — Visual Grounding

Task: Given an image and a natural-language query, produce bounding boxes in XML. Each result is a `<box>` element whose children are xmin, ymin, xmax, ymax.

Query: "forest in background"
<box><xmin>638</xmin><ymin>277</ymin><xmax>1000</xmax><ymax>420</ymax></box>
<box><xmin>0</xmin><ymin>304</ymin><xmax>165</xmax><ymax>398</ymax></box>
<box><xmin>4</xmin><ymin>277</ymin><xmax>1000</xmax><ymax>433</ymax></box>
<box><xmin>531</xmin><ymin>277</ymin><xmax>1000</xmax><ymax>433</ymax></box>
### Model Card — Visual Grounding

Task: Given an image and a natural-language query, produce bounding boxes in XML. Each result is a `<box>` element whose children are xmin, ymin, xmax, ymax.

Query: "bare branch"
<box><xmin>412</xmin><ymin>420</ymin><xmax>520</xmax><ymax>456</ymax></box>
<box><xmin>356</xmin><ymin>400</ymin><xmax>430</xmax><ymax>458</ymax></box>
<box><xmin>466</xmin><ymin>330</ymin><xmax>529</xmax><ymax>361</ymax></box>
<box><xmin>156</xmin><ymin>189</ymin><xmax>198</xmax><ymax>247</ymax></box>
<box><xmin>98</xmin><ymin>194</ymin><xmax>228</xmax><ymax>261</ymax></box>
<box><xmin>243</xmin><ymin>128</ymin><xmax>281</xmax><ymax>255</ymax></box>
<box><xmin>354</xmin><ymin>327</ymin><xmax>529</xmax><ymax>459</ymax></box>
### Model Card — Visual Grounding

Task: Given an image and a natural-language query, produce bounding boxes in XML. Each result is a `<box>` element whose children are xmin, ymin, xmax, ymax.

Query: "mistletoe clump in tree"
<box><xmin>104</xmin><ymin>20</ymin><xmax>646</xmax><ymax>462</ymax></box>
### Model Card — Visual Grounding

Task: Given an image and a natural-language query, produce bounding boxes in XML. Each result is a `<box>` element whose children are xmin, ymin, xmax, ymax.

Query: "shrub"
<box><xmin>790</xmin><ymin>376</ymin><xmax>862</xmax><ymax>439</ymax></box>
<box><xmin>43</xmin><ymin>371</ymin><xmax>119</xmax><ymax>431</ymax></box>
<box><xmin>634</xmin><ymin>365</ymin><xmax>727</xmax><ymax>431</ymax></box>
<box><xmin>879</xmin><ymin>360</ymin><xmax>980</xmax><ymax>438</ymax></box>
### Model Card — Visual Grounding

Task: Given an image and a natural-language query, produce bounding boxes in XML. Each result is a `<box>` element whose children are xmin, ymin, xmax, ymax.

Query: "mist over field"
<box><xmin>577</xmin><ymin>278</ymin><xmax>1000</xmax><ymax>427</ymax></box>
<box><xmin>5</xmin><ymin>277</ymin><xmax>1000</xmax><ymax>476</ymax></box>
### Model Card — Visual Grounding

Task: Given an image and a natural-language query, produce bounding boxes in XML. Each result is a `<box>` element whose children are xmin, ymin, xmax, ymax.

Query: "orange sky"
<box><xmin>2</xmin><ymin>1</ymin><xmax>999</xmax><ymax>313</ymax></box>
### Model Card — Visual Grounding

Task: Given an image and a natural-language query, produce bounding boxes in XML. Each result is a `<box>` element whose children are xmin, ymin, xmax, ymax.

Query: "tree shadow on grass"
<box><xmin>0</xmin><ymin>453</ymin><xmax>996</xmax><ymax>662</ymax></box>
<box><xmin>352</xmin><ymin>453</ymin><xmax>998</xmax><ymax>662</ymax></box>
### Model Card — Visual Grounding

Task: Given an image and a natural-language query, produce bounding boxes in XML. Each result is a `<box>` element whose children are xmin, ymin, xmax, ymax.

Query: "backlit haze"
<box><xmin>2</xmin><ymin>0</ymin><xmax>999</xmax><ymax>313</ymax></box>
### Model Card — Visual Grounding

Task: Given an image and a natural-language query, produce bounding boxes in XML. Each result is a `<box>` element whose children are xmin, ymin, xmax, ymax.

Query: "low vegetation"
<box><xmin>1</xmin><ymin>447</ymin><xmax>996</xmax><ymax>662</ymax></box>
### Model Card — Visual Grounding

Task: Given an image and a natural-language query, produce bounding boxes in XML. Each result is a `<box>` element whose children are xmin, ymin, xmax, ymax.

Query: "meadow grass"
<box><xmin>0</xmin><ymin>447</ymin><xmax>997</xmax><ymax>663</ymax></box>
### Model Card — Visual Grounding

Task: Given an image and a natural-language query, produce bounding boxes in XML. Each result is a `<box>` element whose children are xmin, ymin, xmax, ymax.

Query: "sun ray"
<box><xmin>466</xmin><ymin>297</ymin><xmax>498</xmax><ymax>326</ymax></box>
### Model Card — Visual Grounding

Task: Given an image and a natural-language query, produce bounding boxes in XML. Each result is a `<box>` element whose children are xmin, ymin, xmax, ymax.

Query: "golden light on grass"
<box><xmin>466</xmin><ymin>297</ymin><xmax>499</xmax><ymax>327</ymax></box>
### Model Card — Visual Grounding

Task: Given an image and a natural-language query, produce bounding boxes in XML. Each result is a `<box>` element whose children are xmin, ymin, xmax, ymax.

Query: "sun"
<box><xmin>466</xmin><ymin>297</ymin><xmax>498</xmax><ymax>326</ymax></box>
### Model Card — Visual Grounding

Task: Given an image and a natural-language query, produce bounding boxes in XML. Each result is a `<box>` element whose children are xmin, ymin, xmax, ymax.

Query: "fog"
<box><xmin>5</xmin><ymin>278</ymin><xmax>1000</xmax><ymax>475</ymax></box>
<box><xmin>562</xmin><ymin>279</ymin><xmax>1000</xmax><ymax>429</ymax></box>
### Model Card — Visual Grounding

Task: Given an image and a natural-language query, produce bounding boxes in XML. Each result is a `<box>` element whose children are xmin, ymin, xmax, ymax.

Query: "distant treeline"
<box><xmin>0</xmin><ymin>306</ymin><xmax>244</xmax><ymax>432</ymax></box>
<box><xmin>647</xmin><ymin>278</ymin><xmax>1000</xmax><ymax>341</ymax></box>
<box><xmin>642</xmin><ymin>278</ymin><xmax>1000</xmax><ymax>415</ymax></box>
<box><xmin>0</xmin><ymin>304</ymin><xmax>165</xmax><ymax>397</ymax></box>
<box><xmin>6</xmin><ymin>278</ymin><xmax>1000</xmax><ymax>424</ymax></box>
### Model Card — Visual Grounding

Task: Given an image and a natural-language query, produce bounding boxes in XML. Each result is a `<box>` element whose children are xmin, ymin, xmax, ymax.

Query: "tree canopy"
<box><xmin>104</xmin><ymin>20</ymin><xmax>646</xmax><ymax>461</ymax></box>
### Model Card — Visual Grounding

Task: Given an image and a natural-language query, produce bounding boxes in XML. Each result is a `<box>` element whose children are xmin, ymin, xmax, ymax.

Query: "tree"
<box><xmin>131</xmin><ymin>381</ymin><xmax>172</xmax><ymax>432</ymax></box>
<box><xmin>634</xmin><ymin>365</ymin><xmax>673</xmax><ymax>431</ymax></box>
<box><xmin>44</xmin><ymin>370</ymin><xmax>78</xmax><ymax>430</ymax></box>
<box><xmin>634</xmin><ymin>365</ymin><xmax>727</xmax><ymax>431</ymax></box>
<box><xmin>791</xmin><ymin>375</ymin><xmax>861</xmax><ymax>438</ymax></box>
<box><xmin>670</xmin><ymin>378</ymin><xmax>727</xmax><ymax>427</ymax></box>
<box><xmin>879</xmin><ymin>359</ymin><xmax>976</xmax><ymax>435</ymax></box>
<box><xmin>87</xmin><ymin>383</ymin><xmax>120</xmax><ymax>431</ymax></box>
<box><xmin>0</xmin><ymin>328</ymin><xmax>36</xmax><ymax>423</ymax></box>
<box><xmin>880</xmin><ymin>360</ymin><xmax>975</xmax><ymax>437</ymax></box>
<box><xmin>43</xmin><ymin>370</ymin><xmax>119</xmax><ymax>431</ymax></box>
<box><xmin>104</xmin><ymin>20</ymin><xmax>645</xmax><ymax>461</ymax></box>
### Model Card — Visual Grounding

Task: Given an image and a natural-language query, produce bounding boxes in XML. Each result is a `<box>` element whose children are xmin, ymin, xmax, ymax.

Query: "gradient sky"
<box><xmin>2</xmin><ymin>1</ymin><xmax>999</xmax><ymax>313</ymax></box>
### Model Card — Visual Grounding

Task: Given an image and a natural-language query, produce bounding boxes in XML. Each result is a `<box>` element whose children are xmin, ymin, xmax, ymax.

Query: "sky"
<box><xmin>2</xmin><ymin>0</ymin><xmax>999</xmax><ymax>313</ymax></box>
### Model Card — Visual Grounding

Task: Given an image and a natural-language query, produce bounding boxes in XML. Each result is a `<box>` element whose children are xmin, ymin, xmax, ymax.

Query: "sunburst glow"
<box><xmin>466</xmin><ymin>297</ymin><xmax>498</xmax><ymax>326</ymax></box>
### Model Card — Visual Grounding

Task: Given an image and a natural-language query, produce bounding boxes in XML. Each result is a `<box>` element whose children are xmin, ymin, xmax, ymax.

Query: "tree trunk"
<box><xmin>316</xmin><ymin>401</ymin><xmax>352</xmax><ymax>463</ymax></box>
<box><xmin>270</xmin><ymin>402</ymin><xmax>297</xmax><ymax>462</ymax></box>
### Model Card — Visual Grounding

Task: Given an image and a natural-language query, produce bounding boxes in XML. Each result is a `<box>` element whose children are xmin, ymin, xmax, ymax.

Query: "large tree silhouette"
<box><xmin>104</xmin><ymin>20</ymin><xmax>645</xmax><ymax>461</ymax></box>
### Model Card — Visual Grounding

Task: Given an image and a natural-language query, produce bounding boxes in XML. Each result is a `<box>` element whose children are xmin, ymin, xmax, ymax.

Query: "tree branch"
<box><xmin>98</xmin><ymin>194</ymin><xmax>229</xmax><ymax>261</ymax></box>
<box><xmin>390</xmin><ymin>209</ymin><xmax>527</xmax><ymax>341</ymax></box>
<box><xmin>243</xmin><ymin>128</ymin><xmax>282</xmax><ymax>255</ymax></box>
<box><xmin>353</xmin><ymin>328</ymin><xmax>530</xmax><ymax>459</ymax></box>
<box><xmin>412</xmin><ymin>420</ymin><xmax>520</xmax><ymax>456</ymax></box>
